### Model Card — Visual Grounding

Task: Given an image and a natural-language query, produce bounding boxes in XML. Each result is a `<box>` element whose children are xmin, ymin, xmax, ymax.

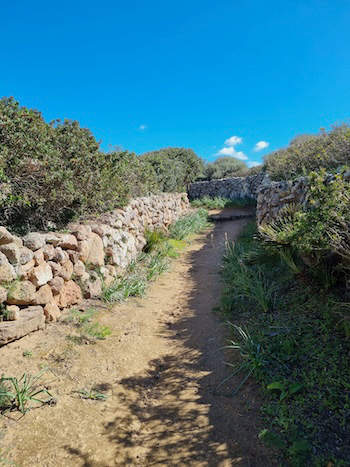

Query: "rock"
<box><xmin>0</xmin><ymin>286</ymin><xmax>7</xmax><ymax>303</ymax></box>
<box><xmin>7</xmin><ymin>280</ymin><xmax>36</xmax><ymax>305</ymax></box>
<box><xmin>58</xmin><ymin>260</ymin><xmax>73</xmax><ymax>281</ymax></box>
<box><xmin>29</xmin><ymin>262</ymin><xmax>53</xmax><ymax>287</ymax></box>
<box><xmin>0</xmin><ymin>243</ymin><xmax>21</xmax><ymax>264</ymax></box>
<box><xmin>32</xmin><ymin>284</ymin><xmax>54</xmax><ymax>305</ymax></box>
<box><xmin>23</xmin><ymin>232</ymin><xmax>46</xmax><ymax>251</ymax></box>
<box><xmin>33</xmin><ymin>249</ymin><xmax>45</xmax><ymax>265</ymax></box>
<box><xmin>82</xmin><ymin>274</ymin><xmax>102</xmax><ymax>298</ymax></box>
<box><xmin>48</xmin><ymin>276</ymin><xmax>64</xmax><ymax>295</ymax></box>
<box><xmin>77</xmin><ymin>240</ymin><xmax>90</xmax><ymax>262</ymax></box>
<box><xmin>78</xmin><ymin>232</ymin><xmax>104</xmax><ymax>266</ymax></box>
<box><xmin>43</xmin><ymin>244</ymin><xmax>56</xmax><ymax>261</ymax></box>
<box><xmin>6</xmin><ymin>305</ymin><xmax>20</xmax><ymax>321</ymax></box>
<box><xmin>0</xmin><ymin>306</ymin><xmax>45</xmax><ymax>345</ymax></box>
<box><xmin>56</xmin><ymin>233</ymin><xmax>78</xmax><ymax>250</ymax></box>
<box><xmin>17</xmin><ymin>259</ymin><xmax>35</xmax><ymax>279</ymax></box>
<box><xmin>0</xmin><ymin>227</ymin><xmax>14</xmax><ymax>245</ymax></box>
<box><xmin>12</xmin><ymin>236</ymin><xmax>24</xmax><ymax>247</ymax></box>
<box><xmin>19</xmin><ymin>247</ymin><xmax>34</xmax><ymax>265</ymax></box>
<box><xmin>48</xmin><ymin>261</ymin><xmax>62</xmax><ymax>277</ymax></box>
<box><xmin>44</xmin><ymin>233</ymin><xmax>60</xmax><ymax>245</ymax></box>
<box><xmin>0</xmin><ymin>252</ymin><xmax>17</xmax><ymax>282</ymax></box>
<box><xmin>0</xmin><ymin>243</ymin><xmax>34</xmax><ymax>265</ymax></box>
<box><xmin>44</xmin><ymin>303</ymin><xmax>61</xmax><ymax>322</ymax></box>
<box><xmin>56</xmin><ymin>280</ymin><xmax>82</xmax><ymax>308</ymax></box>
<box><xmin>68</xmin><ymin>224</ymin><xmax>92</xmax><ymax>241</ymax></box>
<box><xmin>54</xmin><ymin>247</ymin><xmax>69</xmax><ymax>263</ymax></box>
<box><xmin>66</xmin><ymin>250</ymin><xmax>80</xmax><ymax>264</ymax></box>
<box><xmin>73</xmin><ymin>260</ymin><xmax>86</xmax><ymax>277</ymax></box>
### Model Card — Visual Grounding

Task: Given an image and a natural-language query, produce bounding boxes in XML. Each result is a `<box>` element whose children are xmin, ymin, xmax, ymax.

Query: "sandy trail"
<box><xmin>0</xmin><ymin>215</ymin><xmax>274</xmax><ymax>466</ymax></box>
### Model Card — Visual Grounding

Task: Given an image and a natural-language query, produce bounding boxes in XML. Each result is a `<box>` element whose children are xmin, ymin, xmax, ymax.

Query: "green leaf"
<box><xmin>267</xmin><ymin>381</ymin><xmax>285</xmax><ymax>392</ymax></box>
<box><xmin>258</xmin><ymin>429</ymin><xmax>286</xmax><ymax>449</ymax></box>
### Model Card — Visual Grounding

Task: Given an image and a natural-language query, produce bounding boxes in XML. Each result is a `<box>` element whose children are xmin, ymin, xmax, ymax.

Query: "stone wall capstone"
<box><xmin>188</xmin><ymin>172</ymin><xmax>267</xmax><ymax>201</ymax></box>
<box><xmin>0</xmin><ymin>192</ymin><xmax>189</xmax><ymax>345</ymax></box>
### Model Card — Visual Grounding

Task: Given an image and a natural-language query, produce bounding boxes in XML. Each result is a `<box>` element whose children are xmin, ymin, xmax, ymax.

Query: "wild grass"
<box><xmin>64</xmin><ymin>308</ymin><xmax>111</xmax><ymax>341</ymax></box>
<box><xmin>191</xmin><ymin>196</ymin><xmax>256</xmax><ymax>210</ymax></box>
<box><xmin>169</xmin><ymin>208</ymin><xmax>210</xmax><ymax>240</ymax></box>
<box><xmin>219</xmin><ymin>221</ymin><xmax>350</xmax><ymax>465</ymax></box>
<box><xmin>0</xmin><ymin>371</ymin><xmax>52</xmax><ymax>414</ymax></box>
<box><xmin>103</xmin><ymin>210</ymin><xmax>209</xmax><ymax>303</ymax></box>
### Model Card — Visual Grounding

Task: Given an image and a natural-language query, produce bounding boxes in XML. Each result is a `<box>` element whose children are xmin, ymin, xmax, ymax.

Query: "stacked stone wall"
<box><xmin>188</xmin><ymin>172</ymin><xmax>266</xmax><ymax>201</ymax></box>
<box><xmin>0</xmin><ymin>193</ymin><xmax>189</xmax><ymax>345</ymax></box>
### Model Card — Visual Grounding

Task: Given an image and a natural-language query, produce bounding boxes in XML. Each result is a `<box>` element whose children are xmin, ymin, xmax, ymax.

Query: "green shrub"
<box><xmin>202</xmin><ymin>156</ymin><xmax>248</xmax><ymax>180</ymax></box>
<box><xmin>264</xmin><ymin>124</ymin><xmax>350</xmax><ymax>181</ymax></box>
<box><xmin>141</xmin><ymin>147</ymin><xmax>204</xmax><ymax>191</ymax></box>
<box><xmin>259</xmin><ymin>170</ymin><xmax>350</xmax><ymax>284</ymax></box>
<box><xmin>0</xmin><ymin>97</ymin><xmax>157</xmax><ymax>232</ymax></box>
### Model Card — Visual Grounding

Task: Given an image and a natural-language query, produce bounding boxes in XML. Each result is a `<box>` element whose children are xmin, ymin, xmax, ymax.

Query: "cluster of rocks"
<box><xmin>0</xmin><ymin>193</ymin><xmax>189</xmax><ymax>345</ymax></box>
<box><xmin>188</xmin><ymin>173</ymin><xmax>267</xmax><ymax>201</ymax></box>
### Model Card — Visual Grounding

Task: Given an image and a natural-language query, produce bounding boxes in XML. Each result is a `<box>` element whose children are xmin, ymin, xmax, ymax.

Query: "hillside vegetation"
<box><xmin>263</xmin><ymin>124</ymin><xmax>350</xmax><ymax>181</ymax></box>
<box><xmin>0</xmin><ymin>98</ymin><xmax>202</xmax><ymax>233</ymax></box>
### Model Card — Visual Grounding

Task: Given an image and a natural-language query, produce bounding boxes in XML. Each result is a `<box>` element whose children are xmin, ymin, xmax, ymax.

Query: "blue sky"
<box><xmin>1</xmin><ymin>1</ymin><xmax>349</xmax><ymax>166</ymax></box>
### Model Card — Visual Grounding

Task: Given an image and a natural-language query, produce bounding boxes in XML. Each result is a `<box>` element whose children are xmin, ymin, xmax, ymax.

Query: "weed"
<box><xmin>169</xmin><ymin>208</ymin><xmax>210</xmax><ymax>240</ymax></box>
<box><xmin>22</xmin><ymin>350</ymin><xmax>32</xmax><ymax>358</ymax></box>
<box><xmin>0</xmin><ymin>371</ymin><xmax>52</xmax><ymax>414</ymax></box>
<box><xmin>102</xmin><ymin>274</ymin><xmax>147</xmax><ymax>303</ymax></box>
<box><xmin>64</xmin><ymin>308</ymin><xmax>111</xmax><ymax>342</ymax></box>
<box><xmin>77</xmin><ymin>389</ymin><xmax>108</xmax><ymax>401</ymax></box>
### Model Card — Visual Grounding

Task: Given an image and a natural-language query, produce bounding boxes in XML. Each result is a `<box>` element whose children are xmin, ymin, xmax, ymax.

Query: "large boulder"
<box><xmin>0</xmin><ymin>227</ymin><xmax>14</xmax><ymax>245</ymax></box>
<box><xmin>56</xmin><ymin>280</ymin><xmax>82</xmax><ymax>308</ymax></box>
<box><xmin>7</xmin><ymin>281</ymin><xmax>36</xmax><ymax>305</ymax></box>
<box><xmin>78</xmin><ymin>232</ymin><xmax>104</xmax><ymax>266</ymax></box>
<box><xmin>23</xmin><ymin>232</ymin><xmax>46</xmax><ymax>251</ymax></box>
<box><xmin>29</xmin><ymin>262</ymin><xmax>53</xmax><ymax>287</ymax></box>
<box><xmin>32</xmin><ymin>284</ymin><xmax>54</xmax><ymax>305</ymax></box>
<box><xmin>0</xmin><ymin>306</ymin><xmax>45</xmax><ymax>345</ymax></box>
<box><xmin>0</xmin><ymin>252</ymin><xmax>17</xmax><ymax>282</ymax></box>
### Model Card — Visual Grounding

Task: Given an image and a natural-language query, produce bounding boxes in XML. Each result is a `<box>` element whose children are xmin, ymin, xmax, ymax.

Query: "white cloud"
<box><xmin>217</xmin><ymin>146</ymin><xmax>248</xmax><ymax>160</ymax></box>
<box><xmin>254</xmin><ymin>140</ymin><xmax>269</xmax><ymax>151</ymax></box>
<box><xmin>247</xmin><ymin>161</ymin><xmax>261</xmax><ymax>168</ymax></box>
<box><xmin>224</xmin><ymin>135</ymin><xmax>242</xmax><ymax>147</ymax></box>
<box><xmin>139</xmin><ymin>124</ymin><xmax>147</xmax><ymax>131</ymax></box>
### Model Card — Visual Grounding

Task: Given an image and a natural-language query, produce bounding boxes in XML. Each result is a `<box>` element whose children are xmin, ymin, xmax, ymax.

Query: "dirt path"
<box><xmin>0</xmin><ymin>216</ymin><xmax>274</xmax><ymax>466</ymax></box>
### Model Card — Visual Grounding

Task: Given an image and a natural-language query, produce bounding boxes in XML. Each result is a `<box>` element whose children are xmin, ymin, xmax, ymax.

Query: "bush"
<box><xmin>259</xmin><ymin>170</ymin><xmax>350</xmax><ymax>284</ymax></box>
<box><xmin>202</xmin><ymin>156</ymin><xmax>248</xmax><ymax>180</ymax></box>
<box><xmin>264</xmin><ymin>124</ymin><xmax>350</xmax><ymax>181</ymax></box>
<box><xmin>141</xmin><ymin>147</ymin><xmax>204</xmax><ymax>192</ymax></box>
<box><xmin>0</xmin><ymin>97</ymin><xmax>158</xmax><ymax>232</ymax></box>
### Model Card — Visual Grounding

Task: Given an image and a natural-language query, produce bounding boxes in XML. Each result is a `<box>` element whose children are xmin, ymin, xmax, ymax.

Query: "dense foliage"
<box><xmin>0</xmin><ymin>98</ymin><xmax>203</xmax><ymax>232</ymax></box>
<box><xmin>219</xmin><ymin>223</ymin><xmax>350</xmax><ymax>466</ymax></box>
<box><xmin>140</xmin><ymin>147</ymin><xmax>204</xmax><ymax>192</ymax></box>
<box><xmin>201</xmin><ymin>156</ymin><xmax>248</xmax><ymax>180</ymax></box>
<box><xmin>264</xmin><ymin>125</ymin><xmax>350</xmax><ymax>181</ymax></box>
<box><xmin>260</xmin><ymin>169</ymin><xmax>350</xmax><ymax>288</ymax></box>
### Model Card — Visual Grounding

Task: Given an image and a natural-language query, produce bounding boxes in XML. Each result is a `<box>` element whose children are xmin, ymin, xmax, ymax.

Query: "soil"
<box><xmin>0</xmin><ymin>211</ymin><xmax>276</xmax><ymax>466</ymax></box>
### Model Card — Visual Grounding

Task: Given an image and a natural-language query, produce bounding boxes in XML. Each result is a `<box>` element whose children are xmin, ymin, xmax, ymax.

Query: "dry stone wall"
<box><xmin>188</xmin><ymin>172</ymin><xmax>266</xmax><ymax>201</ymax></box>
<box><xmin>256</xmin><ymin>177</ymin><xmax>309</xmax><ymax>225</ymax></box>
<box><xmin>0</xmin><ymin>193</ymin><xmax>189</xmax><ymax>345</ymax></box>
